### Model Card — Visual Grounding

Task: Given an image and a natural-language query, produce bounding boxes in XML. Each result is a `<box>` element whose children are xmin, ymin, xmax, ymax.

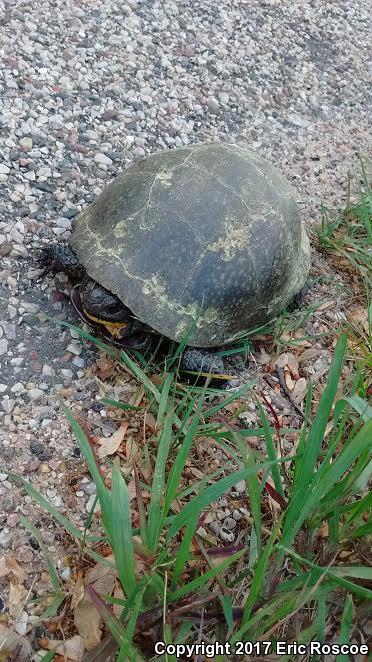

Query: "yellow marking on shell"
<box><xmin>83</xmin><ymin>309</ymin><xmax>128</xmax><ymax>338</ymax></box>
<box><xmin>208</xmin><ymin>221</ymin><xmax>251</xmax><ymax>261</ymax></box>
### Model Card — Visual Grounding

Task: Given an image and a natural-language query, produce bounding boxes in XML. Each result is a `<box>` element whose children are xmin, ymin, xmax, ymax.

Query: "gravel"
<box><xmin>0</xmin><ymin>0</ymin><xmax>370</xmax><ymax>638</ymax></box>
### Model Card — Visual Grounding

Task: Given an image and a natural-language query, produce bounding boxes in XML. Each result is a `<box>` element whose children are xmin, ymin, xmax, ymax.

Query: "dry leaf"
<box><xmin>284</xmin><ymin>370</ymin><xmax>295</xmax><ymax>391</ymax></box>
<box><xmin>85</xmin><ymin>558</ymin><xmax>115</xmax><ymax>587</ymax></box>
<box><xmin>97</xmin><ymin>421</ymin><xmax>129</xmax><ymax>459</ymax></box>
<box><xmin>8</xmin><ymin>580</ymin><xmax>28</xmax><ymax>618</ymax></box>
<box><xmin>144</xmin><ymin>411</ymin><xmax>156</xmax><ymax>431</ymax></box>
<box><xmin>298</xmin><ymin>348</ymin><xmax>319</xmax><ymax>363</ymax></box>
<box><xmin>316</xmin><ymin>521</ymin><xmax>329</xmax><ymax>539</ymax></box>
<box><xmin>39</xmin><ymin>635</ymin><xmax>85</xmax><ymax>660</ymax></box>
<box><xmin>286</xmin><ymin>353</ymin><xmax>299</xmax><ymax>379</ymax></box>
<box><xmin>95</xmin><ymin>355</ymin><xmax>116</xmax><ymax>380</ymax></box>
<box><xmin>292</xmin><ymin>377</ymin><xmax>307</xmax><ymax>403</ymax></box>
<box><xmin>125</xmin><ymin>435</ymin><xmax>140</xmax><ymax>464</ymax></box>
<box><xmin>74</xmin><ymin>592</ymin><xmax>102</xmax><ymax>651</ymax></box>
<box><xmin>70</xmin><ymin>572</ymin><xmax>85</xmax><ymax>610</ymax></box>
<box><xmin>0</xmin><ymin>624</ymin><xmax>32</xmax><ymax>661</ymax></box>
<box><xmin>5</xmin><ymin>557</ymin><xmax>26</xmax><ymax>582</ymax></box>
<box><xmin>0</xmin><ymin>556</ymin><xmax>7</xmax><ymax>579</ymax></box>
<box><xmin>112</xmin><ymin>583</ymin><xmax>125</xmax><ymax>619</ymax></box>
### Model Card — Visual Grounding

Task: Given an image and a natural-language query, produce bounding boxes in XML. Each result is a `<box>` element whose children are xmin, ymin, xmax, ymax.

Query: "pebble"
<box><xmin>94</xmin><ymin>152</ymin><xmax>113</xmax><ymax>166</ymax></box>
<box><xmin>19</xmin><ymin>137</ymin><xmax>33</xmax><ymax>151</ymax></box>
<box><xmin>224</xmin><ymin>517</ymin><xmax>237</xmax><ymax>530</ymax></box>
<box><xmin>0</xmin><ymin>529</ymin><xmax>12</xmax><ymax>549</ymax></box>
<box><xmin>28</xmin><ymin>388</ymin><xmax>45</xmax><ymax>401</ymax></box>
<box><xmin>234</xmin><ymin>480</ymin><xmax>246</xmax><ymax>494</ymax></box>
<box><xmin>206</xmin><ymin>97</ymin><xmax>220</xmax><ymax>114</ymax></box>
<box><xmin>0</xmin><ymin>339</ymin><xmax>8</xmax><ymax>355</ymax></box>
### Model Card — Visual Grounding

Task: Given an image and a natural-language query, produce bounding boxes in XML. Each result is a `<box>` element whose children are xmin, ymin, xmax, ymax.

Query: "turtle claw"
<box><xmin>38</xmin><ymin>243</ymin><xmax>85</xmax><ymax>281</ymax></box>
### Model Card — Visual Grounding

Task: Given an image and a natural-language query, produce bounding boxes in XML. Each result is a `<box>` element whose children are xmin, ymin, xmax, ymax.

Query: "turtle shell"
<box><xmin>70</xmin><ymin>142</ymin><xmax>310</xmax><ymax>347</ymax></box>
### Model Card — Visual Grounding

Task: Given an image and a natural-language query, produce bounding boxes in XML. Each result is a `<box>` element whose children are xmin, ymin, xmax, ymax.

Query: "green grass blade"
<box><xmin>291</xmin><ymin>333</ymin><xmax>347</xmax><ymax>497</ymax></box>
<box><xmin>163</xmin><ymin>395</ymin><xmax>204</xmax><ymax>517</ymax></box>
<box><xmin>168</xmin><ymin>549</ymin><xmax>244</xmax><ymax>602</ymax></box>
<box><xmin>167</xmin><ymin>464</ymin><xmax>271</xmax><ymax>540</ymax></box>
<box><xmin>111</xmin><ymin>465</ymin><xmax>137</xmax><ymax>598</ymax></box>
<box><xmin>147</xmin><ymin>409</ymin><xmax>174</xmax><ymax>551</ymax></box>
<box><xmin>335</xmin><ymin>595</ymin><xmax>354</xmax><ymax>662</ymax></box>
<box><xmin>241</xmin><ymin>518</ymin><xmax>282</xmax><ymax>625</ymax></box>
<box><xmin>203</xmin><ymin>381</ymin><xmax>255</xmax><ymax>419</ymax></box>
<box><xmin>172</xmin><ymin>507</ymin><xmax>200</xmax><ymax>586</ymax></box>
<box><xmin>101</xmin><ymin>397</ymin><xmax>142</xmax><ymax>412</ymax></box>
<box><xmin>8</xmin><ymin>474</ymin><xmax>89</xmax><ymax>541</ymax></box>
<box><xmin>61</xmin><ymin>403</ymin><xmax>113</xmax><ymax>542</ymax></box>
<box><xmin>256</xmin><ymin>399</ymin><xmax>284</xmax><ymax>497</ymax></box>
<box><xmin>21</xmin><ymin>517</ymin><xmax>63</xmax><ymax>594</ymax></box>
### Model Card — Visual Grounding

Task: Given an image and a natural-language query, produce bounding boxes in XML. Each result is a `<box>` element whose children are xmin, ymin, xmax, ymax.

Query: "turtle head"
<box><xmin>78</xmin><ymin>276</ymin><xmax>137</xmax><ymax>339</ymax></box>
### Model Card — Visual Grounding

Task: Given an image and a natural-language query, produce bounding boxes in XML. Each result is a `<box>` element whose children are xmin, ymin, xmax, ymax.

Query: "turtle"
<box><xmin>40</xmin><ymin>142</ymin><xmax>311</xmax><ymax>376</ymax></box>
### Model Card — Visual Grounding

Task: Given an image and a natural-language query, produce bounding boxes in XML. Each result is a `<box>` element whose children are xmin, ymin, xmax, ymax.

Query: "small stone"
<box><xmin>0</xmin><ymin>164</ymin><xmax>10</xmax><ymax>175</ymax></box>
<box><xmin>21</xmin><ymin>302</ymin><xmax>40</xmax><ymax>314</ymax></box>
<box><xmin>19</xmin><ymin>136</ymin><xmax>33</xmax><ymax>151</ymax></box>
<box><xmin>94</xmin><ymin>152</ymin><xmax>113</xmax><ymax>166</ymax></box>
<box><xmin>60</xmin><ymin>369</ymin><xmax>73</xmax><ymax>379</ymax></box>
<box><xmin>17</xmin><ymin>546</ymin><xmax>34</xmax><ymax>563</ymax></box>
<box><xmin>209</xmin><ymin>521</ymin><xmax>221</xmax><ymax>535</ymax></box>
<box><xmin>0</xmin><ymin>384</ymin><xmax>7</xmax><ymax>393</ymax></box>
<box><xmin>30</xmin><ymin>440</ymin><xmax>52</xmax><ymax>460</ymax></box>
<box><xmin>86</xmin><ymin>494</ymin><xmax>101</xmax><ymax>514</ymax></box>
<box><xmin>206</xmin><ymin>97</ymin><xmax>219</xmax><ymax>113</ymax></box>
<box><xmin>60</xmin><ymin>566</ymin><xmax>71</xmax><ymax>581</ymax></box>
<box><xmin>15</xmin><ymin>610</ymin><xmax>28</xmax><ymax>636</ymax></box>
<box><xmin>0</xmin><ymin>529</ymin><xmax>12</xmax><ymax>548</ymax></box>
<box><xmin>42</xmin><ymin>364</ymin><xmax>55</xmax><ymax>377</ymax></box>
<box><xmin>28</xmin><ymin>388</ymin><xmax>45</xmax><ymax>401</ymax></box>
<box><xmin>133</xmin><ymin>146</ymin><xmax>145</xmax><ymax>158</ymax></box>
<box><xmin>224</xmin><ymin>517</ymin><xmax>237</xmax><ymax>530</ymax></box>
<box><xmin>1</xmin><ymin>397</ymin><xmax>15</xmax><ymax>414</ymax></box>
<box><xmin>218</xmin><ymin>92</ymin><xmax>229</xmax><ymax>104</ymax></box>
<box><xmin>67</xmin><ymin>342</ymin><xmax>82</xmax><ymax>356</ymax></box>
<box><xmin>220</xmin><ymin>530</ymin><xmax>235</xmax><ymax>543</ymax></box>
<box><xmin>55</xmin><ymin>217</ymin><xmax>72</xmax><ymax>229</ymax></box>
<box><xmin>2</xmin><ymin>495</ymin><xmax>15</xmax><ymax>513</ymax></box>
<box><xmin>11</xmin><ymin>382</ymin><xmax>27</xmax><ymax>396</ymax></box>
<box><xmin>234</xmin><ymin>480</ymin><xmax>246</xmax><ymax>494</ymax></box>
<box><xmin>84</xmin><ymin>481</ymin><xmax>97</xmax><ymax>496</ymax></box>
<box><xmin>0</xmin><ymin>339</ymin><xmax>8</xmax><ymax>355</ymax></box>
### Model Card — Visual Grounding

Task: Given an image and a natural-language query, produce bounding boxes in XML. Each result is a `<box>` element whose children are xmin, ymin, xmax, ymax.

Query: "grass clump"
<box><xmin>8</xmin><ymin>177</ymin><xmax>372</xmax><ymax>660</ymax></box>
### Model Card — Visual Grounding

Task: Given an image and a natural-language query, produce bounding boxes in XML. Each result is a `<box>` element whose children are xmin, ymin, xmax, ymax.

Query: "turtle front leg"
<box><xmin>38</xmin><ymin>243</ymin><xmax>86</xmax><ymax>281</ymax></box>
<box><xmin>286</xmin><ymin>279</ymin><xmax>313</xmax><ymax>312</ymax></box>
<box><xmin>181</xmin><ymin>347</ymin><xmax>226</xmax><ymax>377</ymax></box>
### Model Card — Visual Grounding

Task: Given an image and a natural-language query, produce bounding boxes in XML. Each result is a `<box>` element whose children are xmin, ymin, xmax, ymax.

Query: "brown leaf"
<box><xmin>5</xmin><ymin>557</ymin><xmax>26</xmax><ymax>582</ymax></box>
<box><xmin>284</xmin><ymin>370</ymin><xmax>295</xmax><ymax>391</ymax></box>
<box><xmin>95</xmin><ymin>355</ymin><xmax>116</xmax><ymax>380</ymax></box>
<box><xmin>0</xmin><ymin>625</ymin><xmax>32</xmax><ymax>661</ymax></box>
<box><xmin>70</xmin><ymin>571</ymin><xmax>85</xmax><ymax>610</ymax></box>
<box><xmin>96</xmin><ymin>421</ymin><xmax>129</xmax><ymax>459</ymax></box>
<box><xmin>144</xmin><ymin>411</ymin><xmax>156</xmax><ymax>431</ymax></box>
<box><xmin>125</xmin><ymin>435</ymin><xmax>140</xmax><ymax>465</ymax></box>
<box><xmin>74</xmin><ymin>591</ymin><xmax>102</xmax><ymax>651</ymax></box>
<box><xmin>39</xmin><ymin>635</ymin><xmax>85</xmax><ymax>660</ymax></box>
<box><xmin>0</xmin><ymin>556</ymin><xmax>7</xmax><ymax>579</ymax></box>
<box><xmin>112</xmin><ymin>583</ymin><xmax>125</xmax><ymax>619</ymax></box>
<box><xmin>292</xmin><ymin>377</ymin><xmax>307</xmax><ymax>403</ymax></box>
<box><xmin>8</xmin><ymin>580</ymin><xmax>28</xmax><ymax>618</ymax></box>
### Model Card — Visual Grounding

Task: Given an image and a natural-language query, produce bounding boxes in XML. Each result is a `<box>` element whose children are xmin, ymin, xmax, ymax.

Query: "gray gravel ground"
<box><xmin>0</xmin><ymin>0</ymin><xmax>370</xmax><ymax>647</ymax></box>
